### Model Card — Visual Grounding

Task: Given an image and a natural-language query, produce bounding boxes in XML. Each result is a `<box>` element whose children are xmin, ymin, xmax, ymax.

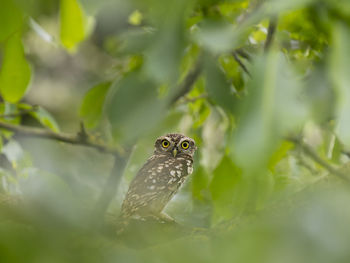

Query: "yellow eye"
<box><xmin>162</xmin><ymin>140</ymin><xmax>170</xmax><ymax>148</ymax></box>
<box><xmin>181</xmin><ymin>141</ymin><xmax>189</xmax><ymax>149</ymax></box>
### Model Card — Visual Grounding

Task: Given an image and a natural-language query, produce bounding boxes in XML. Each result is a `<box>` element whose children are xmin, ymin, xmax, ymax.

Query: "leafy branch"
<box><xmin>287</xmin><ymin>136</ymin><xmax>350</xmax><ymax>184</ymax></box>
<box><xmin>0</xmin><ymin>120</ymin><xmax>123</xmax><ymax>156</ymax></box>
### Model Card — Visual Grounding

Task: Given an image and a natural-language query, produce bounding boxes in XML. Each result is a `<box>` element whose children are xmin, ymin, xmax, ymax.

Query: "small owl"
<box><xmin>120</xmin><ymin>133</ymin><xmax>196</xmax><ymax>222</ymax></box>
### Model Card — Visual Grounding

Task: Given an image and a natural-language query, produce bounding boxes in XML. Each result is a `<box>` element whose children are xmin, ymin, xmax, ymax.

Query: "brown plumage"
<box><xmin>120</xmin><ymin>133</ymin><xmax>196</xmax><ymax>223</ymax></box>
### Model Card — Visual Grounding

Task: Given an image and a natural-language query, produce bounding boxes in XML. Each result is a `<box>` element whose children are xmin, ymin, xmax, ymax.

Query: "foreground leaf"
<box><xmin>79</xmin><ymin>82</ymin><xmax>111</xmax><ymax>128</ymax></box>
<box><xmin>0</xmin><ymin>34</ymin><xmax>31</xmax><ymax>103</ymax></box>
<box><xmin>330</xmin><ymin>23</ymin><xmax>350</xmax><ymax>148</ymax></box>
<box><xmin>60</xmin><ymin>0</ymin><xmax>86</xmax><ymax>51</ymax></box>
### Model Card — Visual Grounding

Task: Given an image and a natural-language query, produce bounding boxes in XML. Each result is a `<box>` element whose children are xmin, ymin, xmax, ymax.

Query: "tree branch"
<box><xmin>171</xmin><ymin>60</ymin><xmax>202</xmax><ymax>104</ymax></box>
<box><xmin>287</xmin><ymin>136</ymin><xmax>350</xmax><ymax>184</ymax></box>
<box><xmin>91</xmin><ymin>151</ymin><xmax>130</xmax><ymax>228</ymax></box>
<box><xmin>0</xmin><ymin>120</ymin><xmax>122</xmax><ymax>156</ymax></box>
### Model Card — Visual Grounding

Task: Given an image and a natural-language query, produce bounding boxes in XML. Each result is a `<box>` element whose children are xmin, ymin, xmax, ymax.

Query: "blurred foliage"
<box><xmin>0</xmin><ymin>0</ymin><xmax>350</xmax><ymax>262</ymax></box>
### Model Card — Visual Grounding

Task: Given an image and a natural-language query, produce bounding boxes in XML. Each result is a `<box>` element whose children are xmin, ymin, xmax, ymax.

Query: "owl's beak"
<box><xmin>172</xmin><ymin>148</ymin><xmax>178</xmax><ymax>157</ymax></box>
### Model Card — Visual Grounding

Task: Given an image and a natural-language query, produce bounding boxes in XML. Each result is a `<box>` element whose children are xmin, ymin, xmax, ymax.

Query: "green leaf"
<box><xmin>79</xmin><ymin>82</ymin><xmax>111</xmax><ymax>128</ymax></box>
<box><xmin>128</xmin><ymin>10</ymin><xmax>143</xmax><ymax>26</ymax></box>
<box><xmin>268</xmin><ymin>141</ymin><xmax>293</xmax><ymax>172</ymax></box>
<box><xmin>59</xmin><ymin>0</ymin><xmax>86</xmax><ymax>51</ymax></box>
<box><xmin>232</xmin><ymin>52</ymin><xmax>307</xmax><ymax>170</ymax></box>
<box><xmin>144</xmin><ymin>0</ymin><xmax>193</xmax><ymax>83</ymax></box>
<box><xmin>330</xmin><ymin>23</ymin><xmax>350</xmax><ymax>148</ymax></box>
<box><xmin>209</xmin><ymin>155</ymin><xmax>242</xmax><ymax>223</ymax></box>
<box><xmin>192</xmin><ymin>165</ymin><xmax>210</xmax><ymax>201</ymax></box>
<box><xmin>106</xmin><ymin>71</ymin><xmax>167</xmax><ymax>142</ymax></box>
<box><xmin>0</xmin><ymin>103</ymin><xmax>20</xmax><ymax>139</ymax></box>
<box><xmin>30</xmin><ymin>106</ymin><xmax>60</xmax><ymax>132</ymax></box>
<box><xmin>2</xmin><ymin>140</ymin><xmax>24</xmax><ymax>164</ymax></box>
<box><xmin>0</xmin><ymin>33</ymin><xmax>32</xmax><ymax>103</ymax></box>
<box><xmin>0</xmin><ymin>0</ymin><xmax>23</xmax><ymax>43</ymax></box>
<box><xmin>194</xmin><ymin>20</ymin><xmax>244</xmax><ymax>54</ymax></box>
<box><xmin>204</xmin><ymin>55</ymin><xmax>237</xmax><ymax>113</ymax></box>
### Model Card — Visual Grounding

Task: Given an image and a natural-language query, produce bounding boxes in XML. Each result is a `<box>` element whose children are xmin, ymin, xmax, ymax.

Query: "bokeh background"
<box><xmin>1</xmin><ymin>0</ymin><xmax>350</xmax><ymax>262</ymax></box>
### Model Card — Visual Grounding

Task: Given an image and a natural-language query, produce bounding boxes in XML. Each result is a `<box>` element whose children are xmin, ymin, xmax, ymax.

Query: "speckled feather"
<box><xmin>120</xmin><ymin>133</ymin><xmax>196</xmax><ymax>220</ymax></box>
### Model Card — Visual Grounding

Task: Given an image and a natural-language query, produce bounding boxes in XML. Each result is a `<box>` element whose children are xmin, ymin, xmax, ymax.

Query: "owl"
<box><xmin>120</xmin><ymin>133</ymin><xmax>196</xmax><ymax>223</ymax></box>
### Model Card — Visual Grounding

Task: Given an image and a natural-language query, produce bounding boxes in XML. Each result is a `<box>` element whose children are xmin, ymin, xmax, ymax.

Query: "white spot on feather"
<box><xmin>187</xmin><ymin>166</ymin><xmax>193</xmax><ymax>174</ymax></box>
<box><xmin>176</xmin><ymin>170</ymin><xmax>182</xmax><ymax>177</ymax></box>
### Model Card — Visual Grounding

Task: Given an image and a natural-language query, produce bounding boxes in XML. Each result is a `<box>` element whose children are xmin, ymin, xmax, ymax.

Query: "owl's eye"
<box><xmin>181</xmin><ymin>141</ymin><xmax>189</xmax><ymax>149</ymax></box>
<box><xmin>161</xmin><ymin>139</ymin><xmax>170</xmax><ymax>148</ymax></box>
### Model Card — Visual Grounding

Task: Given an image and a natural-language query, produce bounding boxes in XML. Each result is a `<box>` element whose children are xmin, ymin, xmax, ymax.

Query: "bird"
<box><xmin>119</xmin><ymin>133</ymin><xmax>197</xmax><ymax>225</ymax></box>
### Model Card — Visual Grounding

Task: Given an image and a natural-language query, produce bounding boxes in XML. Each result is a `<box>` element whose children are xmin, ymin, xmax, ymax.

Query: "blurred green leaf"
<box><xmin>0</xmin><ymin>34</ymin><xmax>31</xmax><ymax>103</ymax></box>
<box><xmin>30</xmin><ymin>106</ymin><xmax>60</xmax><ymax>132</ymax></box>
<box><xmin>219</xmin><ymin>54</ymin><xmax>246</xmax><ymax>91</ymax></box>
<box><xmin>268</xmin><ymin>141</ymin><xmax>293</xmax><ymax>172</ymax></box>
<box><xmin>209</xmin><ymin>155</ymin><xmax>242</xmax><ymax>223</ymax></box>
<box><xmin>0</xmin><ymin>0</ymin><xmax>23</xmax><ymax>43</ymax></box>
<box><xmin>79</xmin><ymin>82</ymin><xmax>111</xmax><ymax>129</ymax></box>
<box><xmin>194</xmin><ymin>20</ymin><xmax>242</xmax><ymax>54</ymax></box>
<box><xmin>305</xmin><ymin>66</ymin><xmax>335</xmax><ymax>123</ymax></box>
<box><xmin>60</xmin><ymin>0</ymin><xmax>87</xmax><ymax>51</ymax></box>
<box><xmin>266</xmin><ymin>0</ymin><xmax>317</xmax><ymax>14</ymax></box>
<box><xmin>204</xmin><ymin>55</ymin><xmax>237</xmax><ymax>113</ymax></box>
<box><xmin>192</xmin><ymin>165</ymin><xmax>210</xmax><ymax>201</ymax></box>
<box><xmin>2</xmin><ymin>140</ymin><xmax>24</xmax><ymax>164</ymax></box>
<box><xmin>128</xmin><ymin>10</ymin><xmax>143</xmax><ymax>26</ymax></box>
<box><xmin>144</xmin><ymin>0</ymin><xmax>194</xmax><ymax>83</ymax></box>
<box><xmin>330</xmin><ymin>23</ymin><xmax>350</xmax><ymax>148</ymax></box>
<box><xmin>119</xmin><ymin>29</ymin><xmax>153</xmax><ymax>54</ymax></box>
<box><xmin>193</xmin><ymin>103</ymin><xmax>211</xmax><ymax>129</ymax></box>
<box><xmin>106</xmin><ymin>71</ymin><xmax>166</xmax><ymax>142</ymax></box>
<box><xmin>232</xmin><ymin>52</ymin><xmax>307</xmax><ymax>170</ymax></box>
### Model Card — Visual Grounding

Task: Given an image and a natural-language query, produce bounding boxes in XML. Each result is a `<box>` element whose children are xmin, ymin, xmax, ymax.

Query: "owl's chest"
<box><xmin>145</xmin><ymin>156</ymin><xmax>193</xmax><ymax>192</ymax></box>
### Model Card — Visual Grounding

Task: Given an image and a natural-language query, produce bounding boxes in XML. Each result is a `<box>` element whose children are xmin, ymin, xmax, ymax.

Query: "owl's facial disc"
<box><xmin>154</xmin><ymin>134</ymin><xmax>196</xmax><ymax>157</ymax></box>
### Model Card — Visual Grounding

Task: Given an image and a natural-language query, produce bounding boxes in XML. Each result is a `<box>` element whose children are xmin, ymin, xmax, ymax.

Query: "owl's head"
<box><xmin>154</xmin><ymin>133</ymin><xmax>196</xmax><ymax>158</ymax></box>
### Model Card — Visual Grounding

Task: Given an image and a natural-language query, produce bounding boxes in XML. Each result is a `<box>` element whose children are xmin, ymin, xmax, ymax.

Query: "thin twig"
<box><xmin>235</xmin><ymin>49</ymin><xmax>251</xmax><ymax>61</ymax></box>
<box><xmin>264</xmin><ymin>16</ymin><xmax>278</xmax><ymax>52</ymax></box>
<box><xmin>287</xmin><ymin>136</ymin><xmax>350</xmax><ymax>184</ymax></box>
<box><xmin>0</xmin><ymin>120</ymin><xmax>122</xmax><ymax>155</ymax></box>
<box><xmin>233</xmin><ymin>52</ymin><xmax>251</xmax><ymax>77</ymax></box>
